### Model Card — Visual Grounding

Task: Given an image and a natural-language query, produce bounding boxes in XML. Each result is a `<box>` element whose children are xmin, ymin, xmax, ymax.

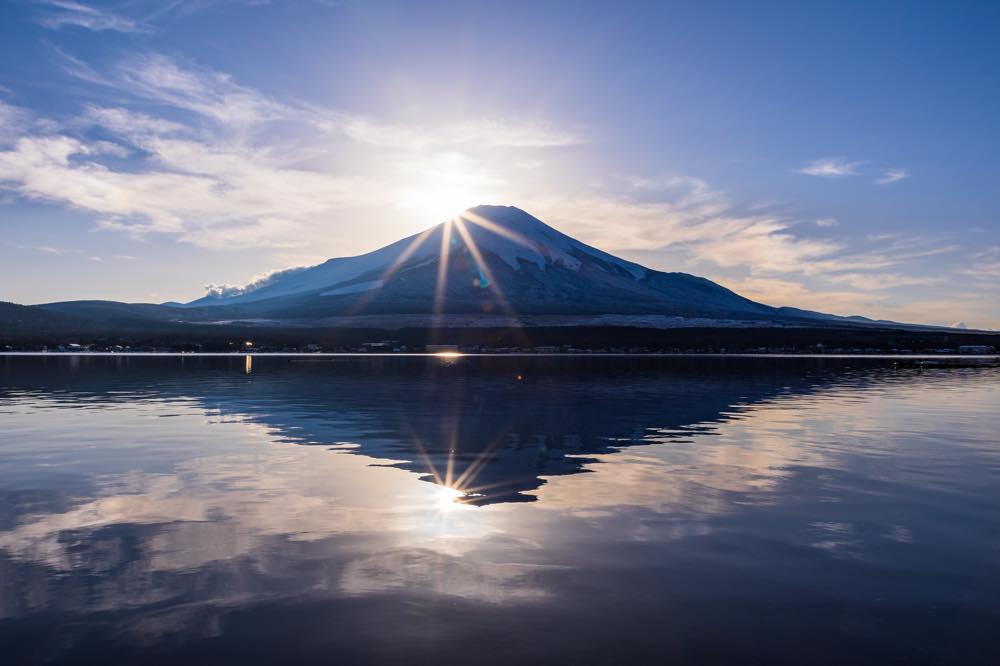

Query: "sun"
<box><xmin>399</xmin><ymin>166</ymin><xmax>499</xmax><ymax>226</ymax></box>
<box><xmin>406</xmin><ymin>183</ymin><xmax>475</xmax><ymax>224</ymax></box>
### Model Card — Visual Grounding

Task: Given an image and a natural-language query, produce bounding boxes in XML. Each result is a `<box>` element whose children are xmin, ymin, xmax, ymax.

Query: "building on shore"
<box><xmin>958</xmin><ymin>345</ymin><xmax>996</xmax><ymax>354</ymax></box>
<box><xmin>426</xmin><ymin>344</ymin><xmax>460</xmax><ymax>353</ymax></box>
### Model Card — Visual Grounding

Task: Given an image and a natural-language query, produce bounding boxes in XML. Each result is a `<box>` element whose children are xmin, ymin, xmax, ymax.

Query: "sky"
<box><xmin>0</xmin><ymin>0</ymin><xmax>997</xmax><ymax>328</ymax></box>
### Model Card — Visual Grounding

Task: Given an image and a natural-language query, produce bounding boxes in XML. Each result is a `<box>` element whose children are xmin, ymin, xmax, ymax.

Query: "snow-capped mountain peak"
<box><xmin>183</xmin><ymin>204</ymin><xmax>775</xmax><ymax>322</ymax></box>
<box><xmin>189</xmin><ymin>205</ymin><xmax>646</xmax><ymax>307</ymax></box>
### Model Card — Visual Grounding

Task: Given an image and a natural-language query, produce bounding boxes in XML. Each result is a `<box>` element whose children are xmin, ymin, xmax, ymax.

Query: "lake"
<box><xmin>1</xmin><ymin>354</ymin><xmax>998</xmax><ymax>665</ymax></box>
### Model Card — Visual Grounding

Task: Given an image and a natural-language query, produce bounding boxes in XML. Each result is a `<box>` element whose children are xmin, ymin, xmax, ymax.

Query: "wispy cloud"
<box><xmin>0</xmin><ymin>101</ymin><xmax>29</xmax><ymax>144</ymax></box>
<box><xmin>531</xmin><ymin>186</ymin><xmax>844</xmax><ymax>277</ymax></box>
<box><xmin>815</xmin><ymin>218</ymin><xmax>838</xmax><ymax>227</ymax></box>
<box><xmin>3</xmin><ymin>241</ymin><xmax>82</xmax><ymax>256</ymax></box>
<box><xmin>826</xmin><ymin>272</ymin><xmax>943</xmax><ymax>291</ymax></box>
<box><xmin>876</xmin><ymin>168</ymin><xmax>909</xmax><ymax>185</ymax></box>
<box><xmin>961</xmin><ymin>246</ymin><xmax>1000</xmax><ymax>279</ymax></box>
<box><xmin>800</xmin><ymin>159</ymin><xmax>911</xmax><ymax>187</ymax></box>
<box><xmin>34</xmin><ymin>0</ymin><xmax>149</xmax><ymax>33</ymax></box>
<box><xmin>339</xmin><ymin>116</ymin><xmax>584</xmax><ymax>150</ymax></box>
<box><xmin>0</xmin><ymin>52</ymin><xmax>580</xmax><ymax>251</ymax></box>
<box><xmin>728</xmin><ymin>277</ymin><xmax>883</xmax><ymax>315</ymax></box>
<box><xmin>798</xmin><ymin>157</ymin><xmax>863</xmax><ymax>178</ymax></box>
<box><xmin>116</xmin><ymin>54</ymin><xmax>294</xmax><ymax>125</ymax></box>
<box><xmin>523</xmin><ymin>182</ymin><xmax>980</xmax><ymax>323</ymax></box>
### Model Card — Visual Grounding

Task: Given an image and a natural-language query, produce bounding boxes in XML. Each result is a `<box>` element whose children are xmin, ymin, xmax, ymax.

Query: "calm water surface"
<box><xmin>1</xmin><ymin>355</ymin><xmax>998</xmax><ymax>664</ymax></box>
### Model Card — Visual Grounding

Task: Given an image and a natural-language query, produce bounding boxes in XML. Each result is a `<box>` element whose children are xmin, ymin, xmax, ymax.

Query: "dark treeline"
<box><xmin>2</xmin><ymin>324</ymin><xmax>997</xmax><ymax>353</ymax></box>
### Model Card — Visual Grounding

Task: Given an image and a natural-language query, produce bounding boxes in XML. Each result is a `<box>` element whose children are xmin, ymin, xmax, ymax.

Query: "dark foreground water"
<box><xmin>1</xmin><ymin>355</ymin><xmax>998</xmax><ymax>665</ymax></box>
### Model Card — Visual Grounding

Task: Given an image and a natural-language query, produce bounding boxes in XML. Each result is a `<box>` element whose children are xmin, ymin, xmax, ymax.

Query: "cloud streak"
<box><xmin>876</xmin><ymin>168</ymin><xmax>909</xmax><ymax>185</ymax></box>
<box><xmin>798</xmin><ymin>157</ymin><xmax>863</xmax><ymax>178</ymax></box>
<box><xmin>34</xmin><ymin>0</ymin><xmax>149</xmax><ymax>33</ymax></box>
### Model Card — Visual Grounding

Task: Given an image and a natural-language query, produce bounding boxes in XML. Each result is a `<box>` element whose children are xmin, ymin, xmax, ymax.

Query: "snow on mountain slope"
<box><xmin>188</xmin><ymin>205</ymin><xmax>648</xmax><ymax>307</ymax></box>
<box><xmin>457</xmin><ymin>205</ymin><xmax>646</xmax><ymax>278</ymax></box>
<box><xmin>184</xmin><ymin>205</ymin><xmax>774</xmax><ymax>319</ymax></box>
<box><xmin>188</xmin><ymin>232</ymin><xmax>438</xmax><ymax>306</ymax></box>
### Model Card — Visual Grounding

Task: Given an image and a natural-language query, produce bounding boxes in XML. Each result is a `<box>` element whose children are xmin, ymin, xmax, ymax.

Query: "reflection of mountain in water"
<box><xmin>0</xmin><ymin>355</ymin><xmax>885</xmax><ymax>505</ymax></box>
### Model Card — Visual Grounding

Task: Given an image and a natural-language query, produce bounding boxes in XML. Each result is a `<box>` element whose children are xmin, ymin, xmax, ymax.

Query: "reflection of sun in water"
<box><xmin>434</xmin><ymin>485</ymin><xmax>466</xmax><ymax>512</ymax></box>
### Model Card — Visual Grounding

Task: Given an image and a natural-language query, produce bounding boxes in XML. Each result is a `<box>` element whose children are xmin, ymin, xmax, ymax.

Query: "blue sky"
<box><xmin>0</xmin><ymin>0</ymin><xmax>997</xmax><ymax>327</ymax></box>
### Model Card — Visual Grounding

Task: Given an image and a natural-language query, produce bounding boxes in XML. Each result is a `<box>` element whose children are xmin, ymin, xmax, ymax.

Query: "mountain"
<box><xmin>0</xmin><ymin>301</ymin><xmax>95</xmax><ymax>334</ymax></box>
<box><xmin>3</xmin><ymin>205</ymin><xmax>973</xmax><ymax>339</ymax></box>
<box><xmin>180</xmin><ymin>205</ymin><xmax>781</xmax><ymax>323</ymax></box>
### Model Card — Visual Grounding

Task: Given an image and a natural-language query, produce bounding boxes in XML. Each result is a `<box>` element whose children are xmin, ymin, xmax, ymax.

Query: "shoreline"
<box><xmin>2</xmin><ymin>352</ymin><xmax>998</xmax><ymax>359</ymax></box>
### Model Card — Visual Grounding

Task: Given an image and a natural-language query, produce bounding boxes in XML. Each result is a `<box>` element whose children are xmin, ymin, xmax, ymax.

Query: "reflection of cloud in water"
<box><xmin>0</xmin><ymin>429</ymin><xmax>495</xmax><ymax>577</ymax></box>
<box><xmin>530</xmin><ymin>398</ymin><xmax>835</xmax><ymax>518</ymax></box>
<box><xmin>0</xmin><ymin>437</ymin><xmax>527</xmax><ymax>625</ymax></box>
<box><xmin>340</xmin><ymin>548</ymin><xmax>554</xmax><ymax>603</ymax></box>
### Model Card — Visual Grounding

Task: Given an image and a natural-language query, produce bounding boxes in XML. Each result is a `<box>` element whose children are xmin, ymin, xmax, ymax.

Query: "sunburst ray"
<box><xmin>347</xmin><ymin>225</ymin><xmax>437</xmax><ymax>315</ymax></box>
<box><xmin>460</xmin><ymin>210</ymin><xmax>537</xmax><ymax>251</ymax></box>
<box><xmin>452</xmin><ymin>215</ymin><xmax>515</xmax><ymax>316</ymax></box>
<box><xmin>433</xmin><ymin>218</ymin><xmax>454</xmax><ymax>319</ymax></box>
